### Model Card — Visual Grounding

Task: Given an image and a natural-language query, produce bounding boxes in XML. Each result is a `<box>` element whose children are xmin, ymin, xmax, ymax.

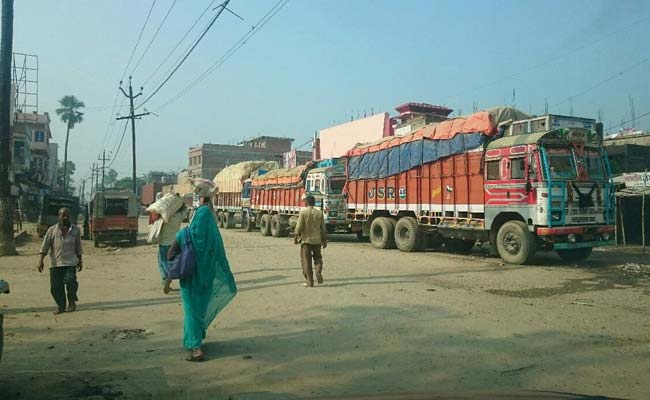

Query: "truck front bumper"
<box><xmin>536</xmin><ymin>225</ymin><xmax>615</xmax><ymax>249</ymax></box>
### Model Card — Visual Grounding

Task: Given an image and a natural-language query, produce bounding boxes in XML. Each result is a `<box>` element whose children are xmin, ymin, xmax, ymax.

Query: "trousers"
<box><xmin>300</xmin><ymin>244</ymin><xmax>323</xmax><ymax>286</ymax></box>
<box><xmin>50</xmin><ymin>266</ymin><xmax>78</xmax><ymax>311</ymax></box>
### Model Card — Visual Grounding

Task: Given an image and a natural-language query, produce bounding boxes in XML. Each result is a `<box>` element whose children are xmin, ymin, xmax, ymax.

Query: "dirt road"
<box><xmin>1</xmin><ymin>218</ymin><xmax>649</xmax><ymax>399</ymax></box>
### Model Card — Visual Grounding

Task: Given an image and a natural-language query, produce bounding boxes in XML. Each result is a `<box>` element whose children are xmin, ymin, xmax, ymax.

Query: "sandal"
<box><xmin>185</xmin><ymin>350</ymin><xmax>205</xmax><ymax>362</ymax></box>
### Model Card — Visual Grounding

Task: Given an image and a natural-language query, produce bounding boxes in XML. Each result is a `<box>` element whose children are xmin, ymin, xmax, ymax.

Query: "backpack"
<box><xmin>166</xmin><ymin>228</ymin><xmax>196</xmax><ymax>280</ymax></box>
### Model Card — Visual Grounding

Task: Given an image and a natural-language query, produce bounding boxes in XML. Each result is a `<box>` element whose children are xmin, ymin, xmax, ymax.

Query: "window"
<box><xmin>307</xmin><ymin>179</ymin><xmax>313</xmax><ymax>191</ymax></box>
<box><xmin>14</xmin><ymin>142</ymin><xmax>25</xmax><ymax>164</ymax></box>
<box><xmin>34</xmin><ymin>130</ymin><xmax>46</xmax><ymax>142</ymax></box>
<box><xmin>104</xmin><ymin>198</ymin><xmax>128</xmax><ymax>216</ymax></box>
<box><xmin>486</xmin><ymin>160</ymin><xmax>500</xmax><ymax>180</ymax></box>
<box><xmin>329</xmin><ymin>178</ymin><xmax>346</xmax><ymax>194</ymax></box>
<box><xmin>511</xmin><ymin>158</ymin><xmax>525</xmax><ymax>179</ymax></box>
<box><xmin>546</xmin><ymin>148</ymin><xmax>577</xmax><ymax>180</ymax></box>
<box><xmin>583</xmin><ymin>150</ymin><xmax>605</xmax><ymax>180</ymax></box>
<box><xmin>314</xmin><ymin>179</ymin><xmax>321</xmax><ymax>192</ymax></box>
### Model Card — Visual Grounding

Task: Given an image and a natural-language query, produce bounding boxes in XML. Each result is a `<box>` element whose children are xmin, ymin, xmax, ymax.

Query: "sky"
<box><xmin>11</xmin><ymin>0</ymin><xmax>650</xmax><ymax>182</ymax></box>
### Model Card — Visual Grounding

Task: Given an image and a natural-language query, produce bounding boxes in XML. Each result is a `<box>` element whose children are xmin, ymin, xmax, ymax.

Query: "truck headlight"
<box><xmin>568</xmin><ymin>234</ymin><xmax>576</xmax><ymax>243</ymax></box>
<box><xmin>602</xmin><ymin>232</ymin><xmax>610</xmax><ymax>241</ymax></box>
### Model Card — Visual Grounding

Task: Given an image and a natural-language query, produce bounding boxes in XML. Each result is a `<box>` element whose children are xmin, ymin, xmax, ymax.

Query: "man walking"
<box><xmin>294</xmin><ymin>195</ymin><xmax>327</xmax><ymax>287</ymax></box>
<box><xmin>38</xmin><ymin>208</ymin><xmax>83</xmax><ymax>314</ymax></box>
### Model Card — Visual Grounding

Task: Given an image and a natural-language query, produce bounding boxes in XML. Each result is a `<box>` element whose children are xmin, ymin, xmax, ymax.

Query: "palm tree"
<box><xmin>55</xmin><ymin>95</ymin><xmax>85</xmax><ymax>194</ymax></box>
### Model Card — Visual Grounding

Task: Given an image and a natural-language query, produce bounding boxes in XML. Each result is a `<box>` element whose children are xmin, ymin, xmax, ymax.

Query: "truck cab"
<box><xmin>485</xmin><ymin>116</ymin><xmax>615</xmax><ymax>263</ymax></box>
<box><xmin>89</xmin><ymin>191</ymin><xmax>139</xmax><ymax>247</ymax></box>
<box><xmin>305</xmin><ymin>164</ymin><xmax>348</xmax><ymax>232</ymax></box>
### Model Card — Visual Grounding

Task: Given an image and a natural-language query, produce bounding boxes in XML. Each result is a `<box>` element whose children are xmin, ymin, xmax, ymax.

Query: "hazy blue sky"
<box><xmin>12</xmin><ymin>0</ymin><xmax>650</xmax><ymax>180</ymax></box>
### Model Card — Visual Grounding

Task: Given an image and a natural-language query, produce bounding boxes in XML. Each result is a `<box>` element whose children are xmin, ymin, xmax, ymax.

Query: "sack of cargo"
<box><xmin>213</xmin><ymin>160</ymin><xmax>279</xmax><ymax>193</ymax></box>
<box><xmin>190</xmin><ymin>178</ymin><xmax>216</xmax><ymax>197</ymax></box>
<box><xmin>146</xmin><ymin>217</ymin><xmax>163</xmax><ymax>244</ymax></box>
<box><xmin>146</xmin><ymin>193</ymin><xmax>184</xmax><ymax>223</ymax></box>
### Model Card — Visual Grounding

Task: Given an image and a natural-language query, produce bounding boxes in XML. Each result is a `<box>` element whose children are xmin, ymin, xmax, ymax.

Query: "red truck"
<box><xmin>343</xmin><ymin>111</ymin><xmax>615</xmax><ymax>264</ymax></box>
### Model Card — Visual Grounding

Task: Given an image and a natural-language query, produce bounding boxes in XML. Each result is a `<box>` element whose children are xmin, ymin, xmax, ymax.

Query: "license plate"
<box><xmin>108</xmin><ymin>226</ymin><xmax>125</xmax><ymax>230</ymax></box>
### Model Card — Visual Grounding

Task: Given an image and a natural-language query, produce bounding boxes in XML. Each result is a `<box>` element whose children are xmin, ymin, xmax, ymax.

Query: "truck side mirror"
<box><xmin>525</xmin><ymin>181</ymin><xmax>532</xmax><ymax>193</ymax></box>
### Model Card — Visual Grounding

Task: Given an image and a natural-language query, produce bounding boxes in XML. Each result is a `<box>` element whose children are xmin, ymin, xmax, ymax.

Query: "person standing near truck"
<box><xmin>294</xmin><ymin>195</ymin><xmax>328</xmax><ymax>287</ymax></box>
<box><xmin>38</xmin><ymin>208</ymin><xmax>83</xmax><ymax>314</ymax></box>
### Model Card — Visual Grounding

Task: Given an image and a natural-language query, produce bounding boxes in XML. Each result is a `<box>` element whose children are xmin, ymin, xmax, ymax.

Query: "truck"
<box><xmin>213</xmin><ymin>160</ymin><xmax>280</xmax><ymax>231</ymax></box>
<box><xmin>36</xmin><ymin>193</ymin><xmax>80</xmax><ymax>238</ymax></box>
<box><xmin>249</xmin><ymin>160</ymin><xmax>350</xmax><ymax>237</ymax></box>
<box><xmin>342</xmin><ymin>109</ymin><xmax>615</xmax><ymax>264</ymax></box>
<box><xmin>89</xmin><ymin>191</ymin><xmax>140</xmax><ymax>247</ymax></box>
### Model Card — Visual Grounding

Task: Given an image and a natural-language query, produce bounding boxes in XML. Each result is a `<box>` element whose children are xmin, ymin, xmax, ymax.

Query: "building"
<box><xmin>12</xmin><ymin>111</ymin><xmax>53</xmax><ymax>185</ymax></box>
<box><xmin>604</xmin><ymin>133</ymin><xmax>650</xmax><ymax>175</ymax></box>
<box><xmin>188</xmin><ymin>136</ymin><xmax>293</xmax><ymax>180</ymax></box>
<box><xmin>146</xmin><ymin>171</ymin><xmax>178</xmax><ymax>185</ymax></box>
<box><xmin>282</xmin><ymin>149</ymin><xmax>312</xmax><ymax>168</ymax></box>
<box><xmin>48</xmin><ymin>142</ymin><xmax>58</xmax><ymax>188</ymax></box>
<box><xmin>392</xmin><ymin>102</ymin><xmax>453</xmax><ymax>137</ymax></box>
<box><xmin>318</xmin><ymin>113</ymin><xmax>393</xmax><ymax>159</ymax></box>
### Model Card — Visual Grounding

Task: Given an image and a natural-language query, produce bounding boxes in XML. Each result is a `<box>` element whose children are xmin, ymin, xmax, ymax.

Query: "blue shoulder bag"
<box><xmin>167</xmin><ymin>228</ymin><xmax>196</xmax><ymax>280</ymax></box>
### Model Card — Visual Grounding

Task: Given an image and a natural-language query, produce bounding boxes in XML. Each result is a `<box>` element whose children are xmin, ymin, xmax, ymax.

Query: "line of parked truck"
<box><xmin>212</xmin><ymin>109</ymin><xmax>616</xmax><ymax>265</ymax></box>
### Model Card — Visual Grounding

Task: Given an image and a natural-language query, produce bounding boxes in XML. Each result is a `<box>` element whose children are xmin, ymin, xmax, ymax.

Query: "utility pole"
<box><xmin>98</xmin><ymin>150</ymin><xmax>110</xmax><ymax>191</ymax></box>
<box><xmin>0</xmin><ymin>0</ymin><xmax>16</xmax><ymax>256</ymax></box>
<box><xmin>81</xmin><ymin>178</ymin><xmax>86</xmax><ymax>205</ymax></box>
<box><xmin>90</xmin><ymin>163</ymin><xmax>96</xmax><ymax>199</ymax></box>
<box><xmin>117</xmin><ymin>76</ymin><xmax>149</xmax><ymax>195</ymax></box>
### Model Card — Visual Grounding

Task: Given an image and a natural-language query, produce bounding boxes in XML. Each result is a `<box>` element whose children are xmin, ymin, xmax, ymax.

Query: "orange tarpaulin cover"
<box><xmin>345</xmin><ymin>111</ymin><xmax>496</xmax><ymax>157</ymax></box>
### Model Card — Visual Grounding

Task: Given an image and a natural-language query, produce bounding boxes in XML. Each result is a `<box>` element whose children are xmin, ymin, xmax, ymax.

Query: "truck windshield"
<box><xmin>104</xmin><ymin>199</ymin><xmax>128</xmax><ymax>216</ymax></box>
<box><xmin>583</xmin><ymin>150</ymin><xmax>606</xmax><ymax>180</ymax></box>
<box><xmin>545</xmin><ymin>148</ymin><xmax>576</xmax><ymax>180</ymax></box>
<box><xmin>329</xmin><ymin>178</ymin><xmax>346</xmax><ymax>194</ymax></box>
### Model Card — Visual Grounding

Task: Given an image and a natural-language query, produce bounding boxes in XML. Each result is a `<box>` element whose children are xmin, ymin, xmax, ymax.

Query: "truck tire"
<box><xmin>243</xmin><ymin>214</ymin><xmax>255</xmax><ymax>232</ymax></box>
<box><xmin>94</xmin><ymin>234</ymin><xmax>100</xmax><ymax>248</ymax></box>
<box><xmin>270</xmin><ymin>215</ymin><xmax>287</xmax><ymax>238</ymax></box>
<box><xmin>260</xmin><ymin>214</ymin><xmax>272</xmax><ymax>236</ymax></box>
<box><xmin>216</xmin><ymin>211</ymin><xmax>224</xmax><ymax>228</ymax></box>
<box><xmin>394</xmin><ymin>217</ymin><xmax>423</xmax><ymax>252</ymax></box>
<box><xmin>444</xmin><ymin>238</ymin><xmax>475</xmax><ymax>254</ymax></box>
<box><xmin>557</xmin><ymin>247</ymin><xmax>592</xmax><ymax>263</ymax></box>
<box><xmin>496</xmin><ymin>220</ymin><xmax>536</xmax><ymax>265</ymax></box>
<box><xmin>224</xmin><ymin>212</ymin><xmax>235</xmax><ymax>229</ymax></box>
<box><xmin>370</xmin><ymin>217</ymin><xmax>396</xmax><ymax>250</ymax></box>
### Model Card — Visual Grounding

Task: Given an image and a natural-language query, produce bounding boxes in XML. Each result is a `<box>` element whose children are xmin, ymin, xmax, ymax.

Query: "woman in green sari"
<box><xmin>167</xmin><ymin>195</ymin><xmax>237</xmax><ymax>361</ymax></box>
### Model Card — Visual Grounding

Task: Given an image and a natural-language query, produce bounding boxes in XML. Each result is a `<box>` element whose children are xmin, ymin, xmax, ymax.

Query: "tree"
<box><xmin>57</xmin><ymin>161</ymin><xmax>76</xmax><ymax>195</ymax></box>
<box><xmin>55</xmin><ymin>95</ymin><xmax>84</xmax><ymax>194</ymax></box>
<box><xmin>105</xmin><ymin>168</ymin><xmax>118</xmax><ymax>188</ymax></box>
<box><xmin>0</xmin><ymin>0</ymin><xmax>16</xmax><ymax>256</ymax></box>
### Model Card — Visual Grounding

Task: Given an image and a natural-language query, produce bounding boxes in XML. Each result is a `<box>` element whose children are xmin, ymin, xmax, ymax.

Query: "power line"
<box><xmin>107</xmin><ymin>121</ymin><xmax>129</xmax><ymax>169</ymax></box>
<box><xmin>142</xmin><ymin>0</ymin><xmax>219</xmax><ymax>88</ymax></box>
<box><xmin>136</xmin><ymin>0</ymin><xmax>232</xmax><ymax>110</ymax></box>
<box><xmin>131</xmin><ymin>0</ymin><xmax>178</xmax><ymax>76</ymax></box>
<box><xmin>121</xmin><ymin>0</ymin><xmax>157</xmax><ymax>82</ymax></box>
<box><xmin>606</xmin><ymin>110</ymin><xmax>650</xmax><ymax>133</ymax></box>
<box><xmin>551</xmin><ymin>54</ymin><xmax>650</xmax><ymax>109</ymax></box>
<box><xmin>154</xmin><ymin>0</ymin><xmax>289</xmax><ymax>111</ymax></box>
<box><xmin>99</xmin><ymin>0</ymin><xmax>157</xmax><ymax>162</ymax></box>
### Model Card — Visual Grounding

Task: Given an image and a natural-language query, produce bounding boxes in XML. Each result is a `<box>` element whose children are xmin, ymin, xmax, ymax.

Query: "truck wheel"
<box><xmin>271</xmin><ymin>215</ymin><xmax>286</xmax><ymax>238</ymax></box>
<box><xmin>496</xmin><ymin>221</ymin><xmax>536</xmax><ymax>265</ymax></box>
<box><xmin>216</xmin><ymin>211</ymin><xmax>224</xmax><ymax>228</ymax></box>
<box><xmin>394</xmin><ymin>217</ymin><xmax>422</xmax><ymax>252</ymax></box>
<box><xmin>94</xmin><ymin>235</ymin><xmax>100</xmax><ymax>248</ymax></box>
<box><xmin>370</xmin><ymin>217</ymin><xmax>396</xmax><ymax>249</ymax></box>
<box><xmin>557</xmin><ymin>247</ymin><xmax>592</xmax><ymax>263</ymax></box>
<box><xmin>260</xmin><ymin>214</ymin><xmax>272</xmax><ymax>236</ymax></box>
<box><xmin>243</xmin><ymin>214</ymin><xmax>255</xmax><ymax>232</ymax></box>
<box><xmin>444</xmin><ymin>238</ymin><xmax>475</xmax><ymax>254</ymax></box>
<box><xmin>224</xmin><ymin>212</ymin><xmax>235</xmax><ymax>229</ymax></box>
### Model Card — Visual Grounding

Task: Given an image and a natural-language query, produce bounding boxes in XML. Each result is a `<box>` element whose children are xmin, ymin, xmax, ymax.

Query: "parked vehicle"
<box><xmin>343</xmin><ymin>111</ymin><xmax>614</xmax><ymax>264</ymax></box>
<box><xmin>37</xmin><ymin>194</ymin><xmax>80</xmax><ymax>238</ymax></box>
<box><xmin>89</xmin><ymin>191</ymin><xmax>139</xmax><ymax>247</ymax></box>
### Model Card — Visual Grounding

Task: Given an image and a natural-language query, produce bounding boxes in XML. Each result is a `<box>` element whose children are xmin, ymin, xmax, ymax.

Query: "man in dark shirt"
<box><xmin>38</xmin><ymin>208</ymin><xmax>83</xmax><ymax>314</ymax></box>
